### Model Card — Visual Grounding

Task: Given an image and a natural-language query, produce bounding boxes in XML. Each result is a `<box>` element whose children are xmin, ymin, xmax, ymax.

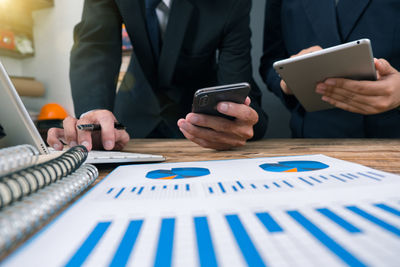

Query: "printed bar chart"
<box><xmin>5</xmin><ymin>155</ymin><xmax>400</xmax><ymax>267</ymax></box>
<box><xmin>63</xmin><ymin>202</ymin><xmax>400</xmax><ymax>266</ymax></box>
<box><xmin>287</xmin><ymin>210</ymin><xmax>368</xmax><ymax>267</ymax></box>
<box><xmin>104</xmin><ymin>183</ymin><xmax>193</xmax><ymax>200</ymax></box>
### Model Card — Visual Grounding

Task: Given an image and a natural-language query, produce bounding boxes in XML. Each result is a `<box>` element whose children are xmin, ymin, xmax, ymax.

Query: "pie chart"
<box><xmin>146</xmin><ymin>167</ymin><xmax>211</xmax><ymax>180</ymax></box>
<box><xmin>259</xmin><ymin>161</ymin><xmax>329</xmax><ymax>173</ymax></box>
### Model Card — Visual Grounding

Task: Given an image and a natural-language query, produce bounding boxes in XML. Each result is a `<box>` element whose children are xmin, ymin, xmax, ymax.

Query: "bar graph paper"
<box><xmin>4</xmin><ymin>154</ymin><xmax>400</xmax><ymax>266</ymax></box>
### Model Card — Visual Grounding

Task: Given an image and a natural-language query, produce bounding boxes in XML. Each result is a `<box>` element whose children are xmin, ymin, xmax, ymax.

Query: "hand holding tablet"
<box><xmin>315</xmin><ymin>57</ymin><xmax>400</xmax><ymax>115</ymax></box>
<box><xmin>274</xmin><ymin>39</ymin><xmax>377</xmax><ymax>112</ymax></box>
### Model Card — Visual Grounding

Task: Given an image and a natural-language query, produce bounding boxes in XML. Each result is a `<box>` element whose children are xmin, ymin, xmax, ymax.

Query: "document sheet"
<box><xmin>5</xmin><ymin>154</ymin><xmax>400</xmax><ymax>267</ymax></box>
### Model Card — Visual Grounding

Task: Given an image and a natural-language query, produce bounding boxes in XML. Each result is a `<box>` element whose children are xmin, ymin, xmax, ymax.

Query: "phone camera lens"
<box><xmin>199</xmin><ymin>95</ymin><xmax>209</xmax><ymax>107</ymax></box>
<box><xmin>279</xmin><ymin>67</ymin><xmax>283</xmax><ymax>70</ymax></box>
<box><xmin>357</xmin><ymin>41</ymin><xmax>360</xmax><ymax>44</ymax></box>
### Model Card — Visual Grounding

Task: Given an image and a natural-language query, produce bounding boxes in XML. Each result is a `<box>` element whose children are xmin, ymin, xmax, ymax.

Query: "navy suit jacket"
<box><xmin>260</xmin><ymin>0</ymin><xmax>400</xmax><ymax>138</ymax></box>
<box><xmin>70</xmin><ymin>0</ymin><xmax>268</xmax><ymax>139</ymax></box>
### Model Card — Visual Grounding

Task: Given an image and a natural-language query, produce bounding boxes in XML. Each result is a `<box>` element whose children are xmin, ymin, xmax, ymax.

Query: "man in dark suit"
<box><xmin>48</xmin><ymin>0</ymin><xmax>268</xmax><ymax>151</ymax></box>
<box><xmin>260</xmin><ymin>0</ymin><xmax>400</xmax><ymax>138</ymax></box>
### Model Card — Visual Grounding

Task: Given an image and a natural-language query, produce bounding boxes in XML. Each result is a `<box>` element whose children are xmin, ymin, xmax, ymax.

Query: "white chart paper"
<box><xmin>4</xmin><ymin>154</ymin><xmax>400</xmax><ymax>267</ymax></box>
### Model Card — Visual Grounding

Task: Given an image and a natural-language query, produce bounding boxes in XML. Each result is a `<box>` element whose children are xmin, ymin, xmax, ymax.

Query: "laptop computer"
<box><xmin>0</xmin><ymin>60</ymin><xmax>165</xmax><ymax>164</ymax></box>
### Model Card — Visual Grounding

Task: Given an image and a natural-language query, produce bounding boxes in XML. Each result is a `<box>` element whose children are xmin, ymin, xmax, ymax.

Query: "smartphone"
<box><xmin>192</xmin><ymin>82</ymin><xmax>251</xmax><ymax>119</ymax></box>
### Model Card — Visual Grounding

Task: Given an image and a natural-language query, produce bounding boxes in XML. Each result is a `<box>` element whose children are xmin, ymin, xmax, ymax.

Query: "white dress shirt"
<box><xmin>156</xmin><ymin>0</ymin><xmax>172</xmax><ymax>38</ymax></box>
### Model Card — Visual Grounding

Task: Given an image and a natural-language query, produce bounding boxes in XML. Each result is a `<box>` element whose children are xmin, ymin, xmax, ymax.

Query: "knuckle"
<box><xmin>374</xmin><ymin>101</ymin><xmax>387</xmax><ymax>111</ymax></box>
<box><xmin>63</xmin><ymin>116</ymin><xmax>75</xmax><ymax>124</ymax></box>
<box><xmin>47</xmin><ymin>128</ymin><xmax>56</xmax><ymax>136</ymax></box>
<box><xmin>244</xmin><ymin>128</ymin><xmax>254</xmax><ymax>139</ymax></box>
<box><xmin>234</xmin><ymin>139</ymin><xmax>246</xmax><ymax>147</ymax></box>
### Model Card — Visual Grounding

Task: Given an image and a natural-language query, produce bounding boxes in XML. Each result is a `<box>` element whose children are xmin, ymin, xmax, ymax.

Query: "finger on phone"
<box><xmin>217</xmin><ymin>102</ymin><xmax>258</xmax><ymax>123</ymax></box>
<box><xmin>244</xmin><ymin>97</ymin><xmax>251</xmax><ymax>106</ymax></box>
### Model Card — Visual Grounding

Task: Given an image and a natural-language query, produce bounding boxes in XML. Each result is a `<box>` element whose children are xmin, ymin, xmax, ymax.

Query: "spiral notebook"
<box><xmin>0</xmin><ymin>144</ymin><xmax>99</xmax><ymax>255</ymax></box>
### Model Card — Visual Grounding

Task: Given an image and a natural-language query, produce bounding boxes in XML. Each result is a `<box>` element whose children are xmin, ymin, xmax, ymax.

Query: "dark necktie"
<box><xmin>145</xmin><ymin>0</ymin><xmax>162</xmax><ymax>60</ymax></box>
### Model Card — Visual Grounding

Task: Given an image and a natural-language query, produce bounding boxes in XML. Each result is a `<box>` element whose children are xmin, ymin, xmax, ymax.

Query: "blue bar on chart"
<box><xmin>346</xmin><ymin>206</ymin><xmax>400</xmax><ymax>237</ymax></box>
<box><xmin>374</xmin><ymin>203</ymin><xmax>400</xmax><ymax>217</ymax></box>
<box><xmin>218</xmin><ymin>182</ymin><xmax>226</xmax><ymax>193</ymax></box>
<box><xmin>308</xmin><ymin>176</ymin><xmax>322</xmax><ymax>183</ymax></box>
<box><xmin>330</xmin><ymin>175</ymin><xmax>346</xmax><ymax>182</ymax></box>
<box><xmin>131</xmin><ymin>187</ymin><xmax>136</xmax><ymax>192</ymax></box>
<box><xmin>298</xmin><ymin>177</ymin><xmax>313</xmax><ymax>186</ymax></box>
<box><xmin>186</xmin><ymin>184</ymin><xmax>190</xmax><ymax>191</ymax></box>
<box><xmin>65</xmin><ymin>221</ymin><xmax>112</xmax><ymax>267</ymax></box>
<box><xmin>154</xmin><ymin>218</ymin><xmax>175</xmax><ymax>267</ymax></box>
<box><xmin>367</xmin><ymin>171</ymin><xmax>385</xmax><ymax>178</ymax></box>
<box><xmin>282</xmin><ymin>180</ymin><xmax>293</xmax><ymax>188</ymax></box>
<box><xmin>225</xmin><ymin>214</ymin><xmax>266</xmax><ymax>267</ymax></box>
<box><xmin>194</xmin><ymin>216</ymin><xmax>218</xmax><ymax>267</ymax></box>
<box><xmin>107</xmin><ymin>188</ymin><xmax>114</xmax><ymax>194</ymax></box>
<box><xmin>319</xmin><ymin>175</ymin><xmax>329</xmax><ymax>180</ymax></box>
<box><xmin>340</xmin><ymin>174</ymin><xmax>354</xmax><ymax>180</ymax></box>
<box><xmin>109</xmin><ymin>220</ymin><xmax>143</xmax><ymax>267</ymax></box>
<box><xmin>137</xmin><ymin>186</ymin><xmax>144</xmax><ymax>195</ymax></box>
<box><xmin>357</xmin><ymin>173</ymin><xmax>381</xmax><ymax>181</ymax></box>
<box><xmin>237</xmin><ymin>181</ymin><xmax>245</xmax><ymax>189</ymax></box>
<box><xmin>255</xmin><ymin>212</ymin><xmax>284</xmax><ymax>233</ymax></box>
<box><xmin>115</xmin><ymin>188</ymin><xmax>125</xmax><ymax>199</ymax></box>
<box><xmin>316</xmin><ymin>208</ymin><xmax>362</xmax><ymax>233</ymax></box>
<box><xmin>287</xmin><ymin>210</ymin><xmax>367</xmax><ymax>267</ymax></box>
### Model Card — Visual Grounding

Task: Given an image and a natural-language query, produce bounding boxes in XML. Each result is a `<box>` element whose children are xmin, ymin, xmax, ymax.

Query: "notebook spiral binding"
<box><xmin>0</xmin><ymin>146</ymin><xmax>88</xmax><ymax>209</ymax></box>
<box><xmin>0</xmin><ymin>144</ymin><xmax>39</xmax><ymax>176</ymax></box>
<box><xmin>0</xmin><ymin>164</ymin><xmax>98</xmax><ymax>254</ymax></box>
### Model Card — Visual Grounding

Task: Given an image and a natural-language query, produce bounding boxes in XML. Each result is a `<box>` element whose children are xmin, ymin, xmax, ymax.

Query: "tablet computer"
<box><xmin>273</xmin><ymin>39</ymin><xmax>377</xmax><ymax>112</ymax></box>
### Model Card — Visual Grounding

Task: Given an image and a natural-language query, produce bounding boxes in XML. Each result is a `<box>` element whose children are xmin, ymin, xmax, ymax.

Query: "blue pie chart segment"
<box><xmin>260</xmin><ymin>161</ymin><xmax>329</xmax><ymax>173</ymax></box>
<box><xmin>146</xmin><ymin>167</ymin><xmax>211</xmax><ymax>180</ymax></box>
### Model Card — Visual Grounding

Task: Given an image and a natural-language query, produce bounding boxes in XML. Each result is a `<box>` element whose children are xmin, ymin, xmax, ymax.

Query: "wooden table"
<box><xmin>114</xmin><ymin>138</ymin><xmax>400</xmax><ymax>174</ymax></box>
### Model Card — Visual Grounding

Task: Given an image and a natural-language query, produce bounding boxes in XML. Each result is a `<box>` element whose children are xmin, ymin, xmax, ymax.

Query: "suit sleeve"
<box><xmin>217</xmin><ymin>0</ymin><xmax>268</xmax><ymax>140</ymax></box>
<box><xmin>70</xmin><ymin>0</ymin><xmax>123</xmax><ymax>117</ymax></box>
<box><xmin>259</xmin><ymin>0</ymin><xmax>298</xmax><ymax>110</ymax></box>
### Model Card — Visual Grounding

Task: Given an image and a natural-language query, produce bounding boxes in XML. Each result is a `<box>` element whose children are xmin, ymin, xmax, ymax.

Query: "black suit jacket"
<box><xmin>260</xmin><ymin>0</ymin><xmax>400</xmax><ymax>138</ymax></box>
<box><xmin>70</xmin><ymin>0</ymin><xmax>268</xmax><ymax>139</ymax></box>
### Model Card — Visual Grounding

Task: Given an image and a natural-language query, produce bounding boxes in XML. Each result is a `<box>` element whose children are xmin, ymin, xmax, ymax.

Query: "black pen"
<box><xmin>76</xmin><ymin>122</ymin><xmax>126</xmax><ymax>131</ymax></box>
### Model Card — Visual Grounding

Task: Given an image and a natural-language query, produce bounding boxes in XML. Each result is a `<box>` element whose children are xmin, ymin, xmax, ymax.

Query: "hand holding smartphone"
<box><xmin>192</xmin><ymin>82</ymin><xmax>251</xmax><ymax>119</ymax></box>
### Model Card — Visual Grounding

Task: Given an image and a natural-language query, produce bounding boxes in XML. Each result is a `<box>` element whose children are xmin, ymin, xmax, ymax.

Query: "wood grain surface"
<box><xmin>119</xmin><ymin>139</ymin><xmax>400</xmax><ymax>174</ymax></box>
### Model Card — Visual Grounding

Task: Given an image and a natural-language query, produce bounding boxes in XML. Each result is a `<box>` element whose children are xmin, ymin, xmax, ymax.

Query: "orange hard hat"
<box><xmin>38</xmin><ymin>103</ymin><xmax>68</xmax><ymax>120</ymax></box>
